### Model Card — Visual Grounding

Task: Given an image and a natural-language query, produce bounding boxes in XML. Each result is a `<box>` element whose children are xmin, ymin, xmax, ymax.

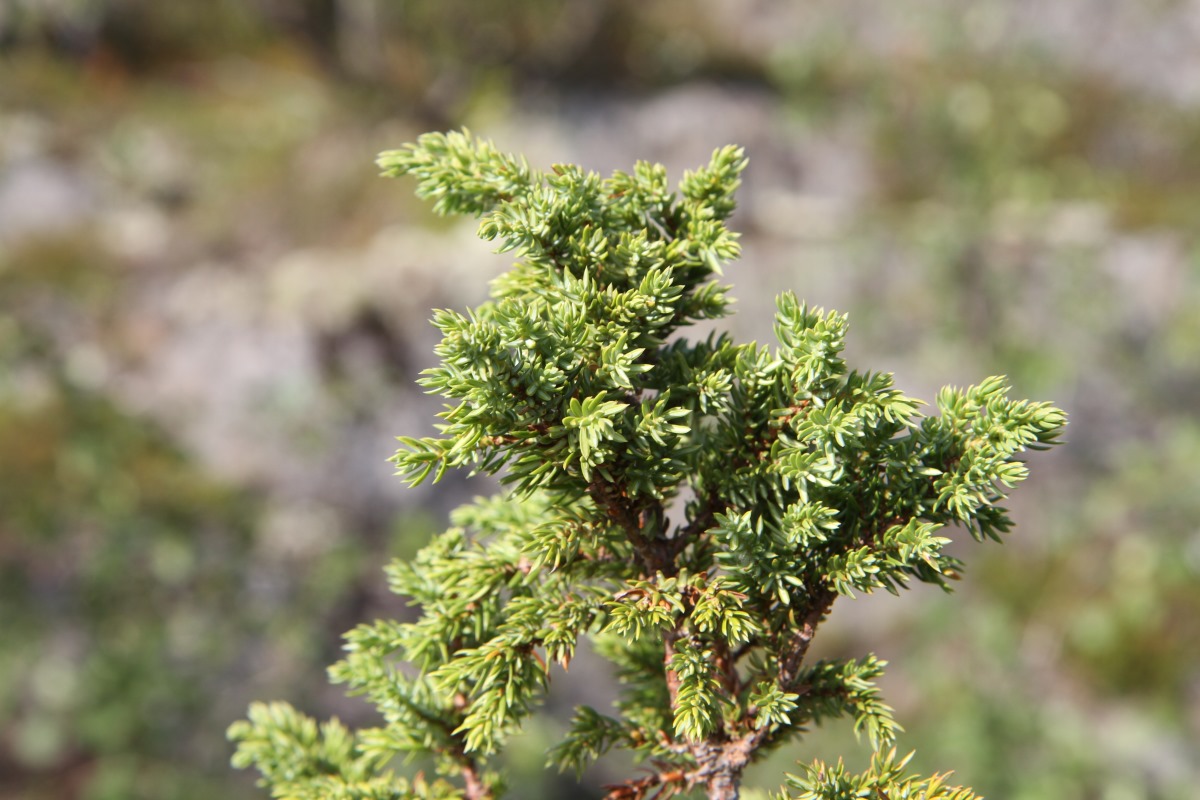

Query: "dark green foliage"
<box><xmin>231</xmin><ymin>131</ymin><xmax>1066</xmax><ymax>799</ymax></box>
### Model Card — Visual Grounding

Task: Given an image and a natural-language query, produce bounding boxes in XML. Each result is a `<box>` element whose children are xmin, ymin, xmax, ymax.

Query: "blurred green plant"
<box><xmin>0</xmin><ymin>242</ymin><xmax>263</xmax><ymax>799</ymax></box>
<box><xmin>230</xmin><ymin>131</ymin><xmax>1065</xmax><ymax>799</ymax></box>
<box><xmin>0</xmin><ymin>384</ymin><xmax>257</xmax><ymax>799</ymax></box>
<box><xmin>0</xmin><ymin>231</ymin><xmax>366</xmax><ymax>800</ymax></box>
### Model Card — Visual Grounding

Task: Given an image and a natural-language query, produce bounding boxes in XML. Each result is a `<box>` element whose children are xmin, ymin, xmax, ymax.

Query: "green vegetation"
<box><xmin>229</xmin><ymin>131</ymin><xmax>1064</xmax><ymax>799</ymax></box>
<box><xmin>4</xmin><ymin>4</ymin><xmax>1199</xmax><ymax>799</ymax></box>
<box><xmin>0</xmin><ymin>233</ymin><xmax>262</xmax><ymax>799</ymax></box>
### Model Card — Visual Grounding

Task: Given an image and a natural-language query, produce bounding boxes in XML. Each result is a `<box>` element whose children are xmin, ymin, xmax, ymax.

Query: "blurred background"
<box><xmin>2</xmin><ymin>2</ymin><xmax>1198</xmax><ymax>799</ymax></box>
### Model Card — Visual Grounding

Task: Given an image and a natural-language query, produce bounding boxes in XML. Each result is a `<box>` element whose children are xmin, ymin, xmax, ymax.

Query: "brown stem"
<box><xmin>587</xmin><ymin>480</ymin><xmax>676</xmax><ymax>578</ymax></box>
<box><xmin>602</xmin><ymin>767</ymin><xmax>687</xmax><ymax>800</ymax></box>
<box><xmin>711</xmin><ymin>635</ymin><xmax>740</xmax><ymax>700</ymax></box>
<box><xmin>692</xmin><ymin>738</ymin><xmax>755</xmax><ymax>800</ymax></box>
<box><xmin>662</xmin><ymin>628</ymin><xmax>683</xmax><ymax>710</ymax></box>
<box><xmin>779</xmin><ymin>590</ymin><xmax>836</xmax><ymax>690</ymax></box>
<box><xmin>461</xmin><ymin>761</ymin><xmax>491</xmax><ymax>800</ymax></box>
<box><xmin>603</xmin><ymin>742</ymin><xmax>755</xmax><ymax>800</ymax></box>
<box><xmin>705</xmin><ymin>769</ymin><xmax>740</xmax><ymax>800</ymax></box>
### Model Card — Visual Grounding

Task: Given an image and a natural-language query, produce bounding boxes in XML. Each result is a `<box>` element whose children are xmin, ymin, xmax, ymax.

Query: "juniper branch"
<box><xmin>230</xmin><ymin>131</ymin><xmax>1066</xmax><ymax>800</ymax></box>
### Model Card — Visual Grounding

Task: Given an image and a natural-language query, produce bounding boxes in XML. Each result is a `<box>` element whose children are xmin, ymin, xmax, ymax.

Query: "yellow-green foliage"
<box><xmin>231</xmin><ymin>132</ymin><xmax>1065</xmax><ymax>800</ymax></box>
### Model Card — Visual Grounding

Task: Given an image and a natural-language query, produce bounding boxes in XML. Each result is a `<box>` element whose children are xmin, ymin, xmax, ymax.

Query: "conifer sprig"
<box><xmin>231</xmin><ymin>131</ymin><xmax>1066</xmax><ymax>800</ymax></box>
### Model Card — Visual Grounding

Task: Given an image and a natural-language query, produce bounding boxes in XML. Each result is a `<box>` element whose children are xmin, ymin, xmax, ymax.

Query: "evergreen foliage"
<box><xmin>230</xmin><ymin>130</ymin><xmax>1066</xmax><ymax>800</ymax></box>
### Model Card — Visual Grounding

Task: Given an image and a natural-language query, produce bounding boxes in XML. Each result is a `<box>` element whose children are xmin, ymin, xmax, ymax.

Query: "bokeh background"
<box><xmin>2</xmin><ymin>2</ymin><xmax>1199</xmax><ymax>799</ymax></box>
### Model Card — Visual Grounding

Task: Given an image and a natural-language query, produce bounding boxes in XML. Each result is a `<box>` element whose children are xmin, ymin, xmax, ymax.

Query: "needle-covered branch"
<box><xmin>231</xmin><ymin>131</ymin><xmax>1066</xmax><ymax>800</ymax></box>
